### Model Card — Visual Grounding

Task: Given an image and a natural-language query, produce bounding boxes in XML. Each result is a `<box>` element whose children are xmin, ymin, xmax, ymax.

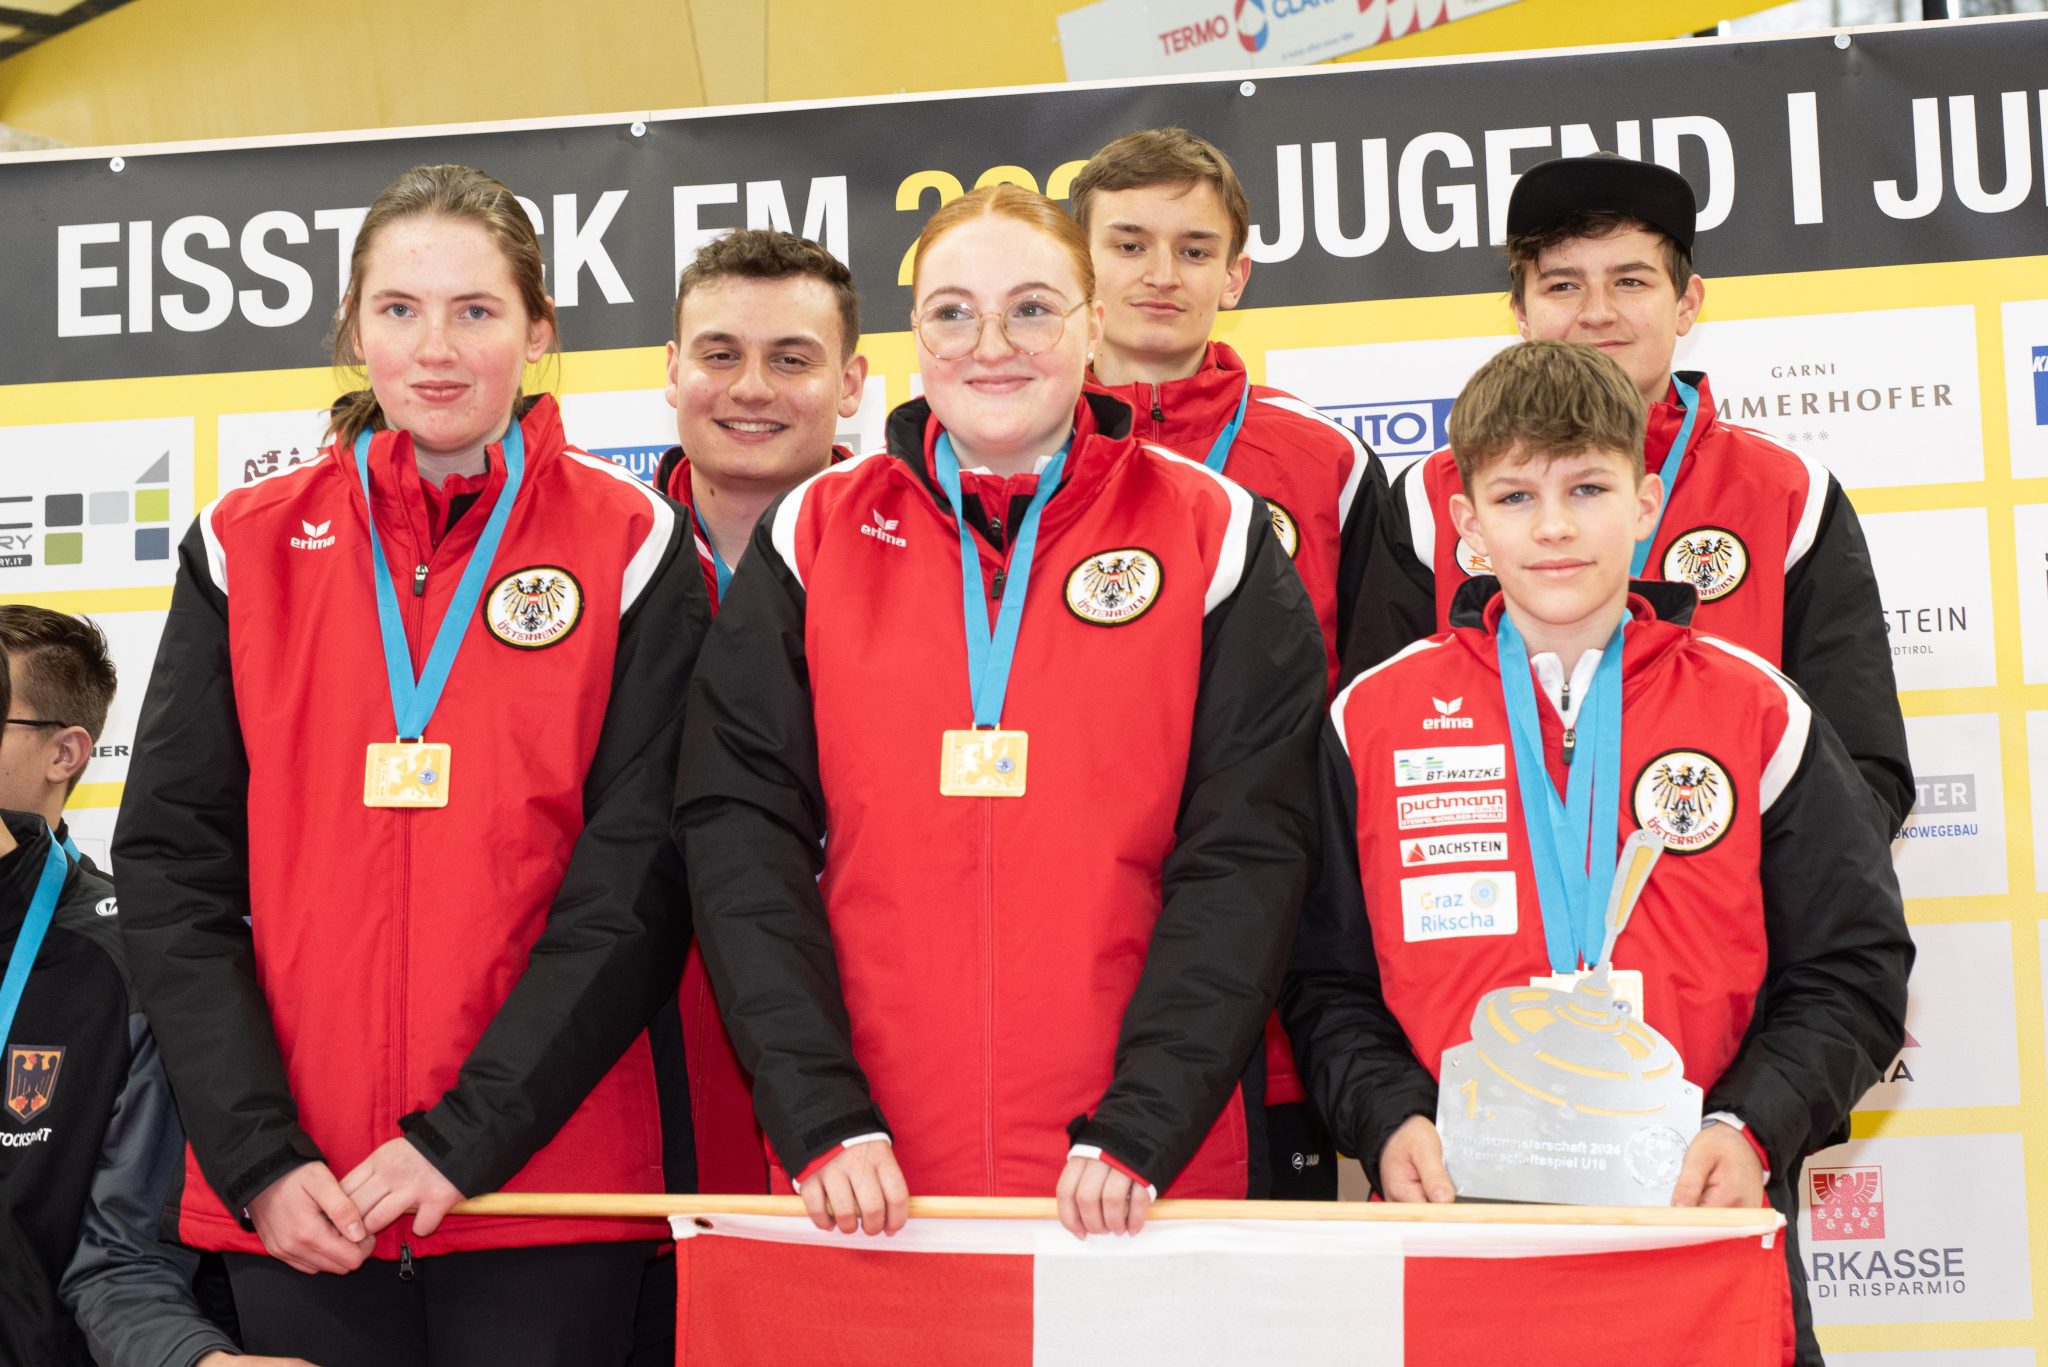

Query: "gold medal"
<box><xmin>939</xmin><ymin>728</ymin><xmax>1028</xmax><ymax>798</ymax></box>
<box><xmin>364</xmin><ymin>741</ymin><xmax>452</xmax><ymax>809</ymax></box>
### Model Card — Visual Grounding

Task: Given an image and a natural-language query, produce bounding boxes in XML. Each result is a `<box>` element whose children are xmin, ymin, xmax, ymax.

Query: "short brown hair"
<box><xmin>1505</xmin><ymin>210</ymin><xmax>1694</xmax><ymax>310</ymax></box>
<box><xmin>674</xmin><ymin>228</ymin><xmax>860</xmax><ymax>357</ymax></box>
<box><xmin>911</xmin><ymin>184</ymin><xmax>1094</xmax><ymax>302</ymax></box>
<box><xmin>1068</xmin><ymin>127</ymin><xmax>1252</xmax><ymax>262</ymax></box>
<box><xmin>1448</xmin><ymin>341</ymin><xmax>1647</xmax><ymax>493</ymax></box>
<box><xmin>327</xmin><ymin>164</ymin><xmax>558</xmax><ymax>452</ymax></box>
<box><xmin>0</xmin><ymin>607</ymin><xmax>116</xmax><ymax>793</ymax></box>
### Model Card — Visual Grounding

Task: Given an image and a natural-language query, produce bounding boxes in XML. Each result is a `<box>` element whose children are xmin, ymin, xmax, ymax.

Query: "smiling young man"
<box><xmin>1352</xmin><ymin>153</ymin><xmax>1911</xmax><ymax>843</ymax></box>
<box><xmin>657</xmin><ymin>229</ymin><xmax>867</xmax><ymax>606</ymax></box>
<box><xmin>1286</xmin><ymin>340</ymin><xmax>1910</xmax><ymax>1367</ymax></box>
<box><xmin>1071</xmin><ymin>128</ymin><xmax>1386</xmax><ymax>1198</ymax></box>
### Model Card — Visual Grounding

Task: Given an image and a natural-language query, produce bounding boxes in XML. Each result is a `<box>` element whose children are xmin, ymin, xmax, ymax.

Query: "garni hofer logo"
<box><xmin>1234</xmin><ymin>0</ymin><xmax>1268</xmax><ymax>51</ymax></box>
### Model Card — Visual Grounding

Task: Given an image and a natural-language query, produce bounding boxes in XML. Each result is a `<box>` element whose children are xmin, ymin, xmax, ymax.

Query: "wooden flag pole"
<box><xmin>453</xmin><ymin>1192</ymin><xmax>1782</xmax><ymax>1228</ymax></box>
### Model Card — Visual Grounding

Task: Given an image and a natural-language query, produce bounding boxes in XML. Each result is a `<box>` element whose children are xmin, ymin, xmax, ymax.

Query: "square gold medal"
<box><xmin>363</xmin><ymin>741</ymin><xmax>452</xmax><ymax>809</ymax></box>
<box><xmin>939</xmin><ymin>729</ymin><xmax>1028</xmax><ymax>798</ymax></box>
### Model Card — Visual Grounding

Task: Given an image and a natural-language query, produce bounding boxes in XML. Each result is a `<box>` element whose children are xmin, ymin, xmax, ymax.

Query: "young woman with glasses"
<box><xmin>677</xmin><ymin>183</ymin><xmax>1323</xmax><ymax>1240</ymax></box>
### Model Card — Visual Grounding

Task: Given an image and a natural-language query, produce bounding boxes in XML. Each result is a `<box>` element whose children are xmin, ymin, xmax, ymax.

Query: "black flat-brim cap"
<box><xmin>1505</xmin><ymin>153</ymin><xmax>1698</xmax><ymax>254</ymax></box>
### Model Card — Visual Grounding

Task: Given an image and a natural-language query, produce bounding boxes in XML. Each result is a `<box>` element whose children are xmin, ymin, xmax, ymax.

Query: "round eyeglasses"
<box><xmin>913</xmin><ymin>297</ymin><xmax>1087</xmax><ymax>362</ymax></box>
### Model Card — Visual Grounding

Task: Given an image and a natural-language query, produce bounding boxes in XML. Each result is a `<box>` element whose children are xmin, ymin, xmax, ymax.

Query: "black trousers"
<box><xmin>225</xmin><ymin>1241</ymin><xmax>658</xmax><ymax>1367</ymax></box>
<box><xmin>1263</xmin><ymin>1101</ymin><xmax>1339</xmax><ymax>1201</ymax></box>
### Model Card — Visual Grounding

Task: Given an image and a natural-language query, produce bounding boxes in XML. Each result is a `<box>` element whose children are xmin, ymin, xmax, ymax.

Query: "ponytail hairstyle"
<box><xmin>326</xmin><ymin>164</ymin><xmax>558</xmax><ymax>451</ymax></box>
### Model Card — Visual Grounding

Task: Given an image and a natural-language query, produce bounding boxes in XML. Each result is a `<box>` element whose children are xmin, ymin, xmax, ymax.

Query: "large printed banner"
<box><xmin>5</xmin><ymin>15</ymin><xmax>2048</xmax><ymax>1359</ymax></box>
<box><xmin>668</xmin><ymin>1212</ymin><xmax>1789</xmax><ymax>1365</ymax></box>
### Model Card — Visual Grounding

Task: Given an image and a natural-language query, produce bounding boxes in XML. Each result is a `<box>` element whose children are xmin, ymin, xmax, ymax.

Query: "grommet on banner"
<box><xmin>630</xmin><ymin>120</ymin><xmax>648</xmax><ymax>138</ymax></box>
<box><xmin>1239</xmin><ymin>81</ymin><xmax>1256</xmax><ymax>97</ymax></box>
<box><xmin>108</xmin><ymin>156</ymin><xmax>125</xmax><ymax>173</ymax></box>
<box><xmin>1833</xmin><ymin>33</ymin><xmax>1851</xmax><ymax>49</ymax></box>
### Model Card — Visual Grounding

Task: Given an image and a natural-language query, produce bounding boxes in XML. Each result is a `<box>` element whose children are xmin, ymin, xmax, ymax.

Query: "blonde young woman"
<box><xmin>679</xmin><ymin>184</ymin><xmax>1323</xmax><ymax>1240</ymax></box>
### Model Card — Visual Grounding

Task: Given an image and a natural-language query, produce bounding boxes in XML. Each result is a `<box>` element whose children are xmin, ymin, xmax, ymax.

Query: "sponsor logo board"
<box><xmin>1674</xmin><ymin>305</ymin><xmax>1983</xmax><ymax>488</ymax></box>
<box><xmin>2026</xmin><ymin>712</ymin><xmax>2048</xmax><ymax>894</ymax></box>
<box><xmin>1266</xmin><ymin>335</ymin><xmax>1514</xmax><ymax>476</ymax></box>
<box><xmin>1799</xmin><ymin>1133</ymin><xmax>2032</xmax><ymax>1324</ymax></box>
<box><xmin>2000</xmin><ymin>299</ymin><xmax>2048</xmax><ymax>478</ymax></box>
<box><xmin>2008</xmin><ymin>504</ymin><xmax>2048</xmax><ymax>686</ymax></box>
<box><xmin>1861</xmin><ymin>508</ymin><xmax>1997</xmax><ymax>691</ymax></box>
<box><xmin>217</xmin><ymin>409</ymin><xmax>329</xmax><ymax>492</ymax></box>
<box><xmin>0</xmin><ymin>418</ymin><xmax>194</xmax><ymax>590</ymax></box>
<box><xmin>1858</xmin><ymin>921</ymin><xmax>2019</xmax><ymax>1111</ymax></box>
<box><xmin>1893</xmin><ymin>713</ymin><xmax>2007</xmax><ymax>898</ymax></box>
<box><xmin>81</xmin><ymin>610</ymin><xmax>170</xmax><ymax>787</ymax></box>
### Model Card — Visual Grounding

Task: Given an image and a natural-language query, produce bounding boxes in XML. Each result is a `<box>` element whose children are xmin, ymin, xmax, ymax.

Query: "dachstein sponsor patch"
<box><xmin>1400</xmin><ymin>832</ymin><xmax>1509</xmax><ymax>867</ymax></box>
<box><xmin>485</xmin><ymin>566</ymin><xmax>583</xmax><ymax>649</ymax></box>
<box><xmin>1394</xmin><ymin>744</ymin><xmax>1506</xmax><ymax>788</ymax></box>
<box><xmin>1401</xmin><ymin>872</ymin><xmax>1517</xmax><ymax>942</ymax></box>
<box><xmin>1396</xmin><ymin>788</ymin><xmax>1508</xmax><ymax>830</ymax></box>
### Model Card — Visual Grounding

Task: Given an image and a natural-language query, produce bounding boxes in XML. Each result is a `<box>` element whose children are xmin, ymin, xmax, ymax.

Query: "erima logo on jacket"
<box><xmin>290</xmin><ymin>519</ymin><xmax>335</xmax><ymax>550</ymax></box>
<box><xmin>861</xmin><ymin>509</ymin><xmax>906</xmax><ymax>547</ymax></box>
<box><xmin>1423</xmin><ymin>697</ymin><xmax>1475</xmax><ymax>730</ymax></box>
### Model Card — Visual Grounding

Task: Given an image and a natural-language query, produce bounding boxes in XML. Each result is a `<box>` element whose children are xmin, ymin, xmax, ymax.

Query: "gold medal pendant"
<box><xmin>940</xmin><ymin>728</ymin><xmax>1029</xmax><ymax>798</ymax></box>
<box><xmin>364</xmin><ymin>741</ymin><xmax>452</xmax><ymax>809</ymax></box>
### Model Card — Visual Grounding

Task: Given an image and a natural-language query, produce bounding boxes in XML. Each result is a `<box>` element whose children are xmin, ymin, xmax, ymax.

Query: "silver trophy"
<box><xmin>1436</xmin><ymin>831</ymin><xmax>1701</xmax><ymax>1206</ymax></box>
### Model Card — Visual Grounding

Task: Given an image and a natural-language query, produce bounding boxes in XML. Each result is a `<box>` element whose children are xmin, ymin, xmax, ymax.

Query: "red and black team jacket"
<box><xmin>1351</xmin><ymin>371</ymin><xmax>1913</xmax><ymax>841</ymax></box>
<box><xmin>114</xmin><ymin>396</ymin><xmax>710</xmax><ymax>1259</ymax></box>
<box><xmin>1090</xmin><ymin>340</ymin><xmax>1386</xmax><ymax>1110</ymax></box>
<box><xmin>652</xmin><ymin>442</ymin><xmax>851</xmax><ymax>1197</ymax></box>
<box><xmin>676</xmin><ymin>393</ymin><xmax>1324</xmax><ymax>1198</ymax></box>
<box><xmin>1283</xmin><ymin>580</ymin><xmax>1910</xmax><ymax>1361</ymax></box>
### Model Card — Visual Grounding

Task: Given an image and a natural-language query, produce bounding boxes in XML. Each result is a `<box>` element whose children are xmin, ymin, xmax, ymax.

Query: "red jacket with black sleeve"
<box><xmin>1090</xmin><ymin>340</ymin><xmax>1386</xmax><ymax>1110</ymax></box>
<box><xmin>676</xmin><ymin>393</ymin><xmax>1324</xmax><ymax>1198</ymax></box>
<box><xmin>1283</xmin><ymin>580</ymin><xmax>1910</xmax><ymax>1361</ymax></box>
<box><xmin>1349</xmin><ymin>371</ymin><xmax>1912</xmax><ymax>841</ymax></box>
<box><xmin>114</xmin><ymin>396</ymin><xmax>709</xmax><ymax>1258</ymax></box>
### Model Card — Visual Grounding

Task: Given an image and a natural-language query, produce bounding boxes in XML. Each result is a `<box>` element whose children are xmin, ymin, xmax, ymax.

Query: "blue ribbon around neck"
<box><xmin>1201</xmin><ymin>378</ymin><xmax>1252</xmax><ymax>474</ymax></box>
<box><xmin>931</xmin><ymin>432</ymin><xmax>1070</xmax><ymax>729</ymax></box>
<box><xmin>692</xmin><ymin>506</ymin><xmax>734</xmax><ymax>601</ymax></box>
<box><xmin>0</xmin><ymin>826</ymin><xmax>68</xmax><ymax>1052</ymax></box>
<box><xmin>1631</xmin><ymin>375</ymin><xmax>1701</xmax><ymax>577</ymax></box>
<box><xmin>352</xmin><ymin>421</ymin><xmax>526</xmax><ymax>741</ymax></box>
<box><xmin>1496</xmin><ymin>612</ymin><xmax>1628</xmax><ymax>973</ymax></box>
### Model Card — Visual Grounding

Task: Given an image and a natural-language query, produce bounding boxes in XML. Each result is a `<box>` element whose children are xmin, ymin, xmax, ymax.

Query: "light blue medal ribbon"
<box><xmin>1201</xmin><ymin>378</ymin><xmax>1252</xmax><ymax>474</ymax></box>
<box><xmin>932</xmin><ymin>432</ymin><xmax>1070</xmax><ymax>728</ymax></box>
<box><xmin>59</xmin><ymin>835</ymin><xmax>80</xmax><ymax>862</ymax></box>
<box><xmin>691</xmin><ymin>506</ymin><xmax>734</xmax><ymax>601</ymax></box>
<box><xmin>1496</xmin><ymin>613</ymin><xmax>1628</xmax><ymax>973</ymax></box>
<box><xmin>1629</xmin><ymin>376</ymin><xmax>1701</xmax><ymax>576</ymax></box>
<box><xmin>0</xmin><ymin>826</ymin><xmax>69</xmax><ymax>1051</ymax></box>
<box><xmin>352</xmin><ymin>421</ymin><xmax>526</xmax><ymax>741</ymax></box>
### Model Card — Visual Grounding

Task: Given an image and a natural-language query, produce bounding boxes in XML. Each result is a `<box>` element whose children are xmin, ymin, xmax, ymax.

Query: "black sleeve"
<box><xmin>1339</xmin><ymin>460</ymin><xmax>1438</xmax><ymax>685</ymax></box>
<box><xmin>1279</xmin><ymin>722</ymin><xmax>1439</xmax><ymax>1193</ymax></box>
<box><xmin>1332</xmin><ymin>440</ymin><xmax>1390</xmax><ymax>674</ymax></box>
<box><xmin>115</xmin><ymin>521</ymin><xmax>323</xmax><ymax>1215</ymax></box>
<box><xmin>1702</xmin><ymin>705</ymin><xmax>1914</xmax><ymax>1176</ymax></box>
<box><xmin>401</xmin><ymin>514</ymin><xmax>709</xmax><ymax>1195</ymax></box>
<box><xmin>1780</xmin><ymin>477</ymin><xmax>1914</xmax><ymax>840</ymax></box>
<box><xmin>676</xmin><ymin>511</ymin><xmax>889</xmax><ymax>1180</ymax></box>
<box><xmin>60</xmin><ymin>1015</ymin><xmax>237</xmax><ymax>1367</ymax></box>
<box><xmin>1070</xmin><ymin>512</ymin><xmax>1324</xmax><ymax>1188</ymax></box>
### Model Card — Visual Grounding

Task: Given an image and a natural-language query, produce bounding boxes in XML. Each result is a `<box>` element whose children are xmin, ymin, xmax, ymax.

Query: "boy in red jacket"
<box><xmin>1285</xmin><ymin>340</ymin><xmax>1910</xmax><ymax>1366</ymax></box>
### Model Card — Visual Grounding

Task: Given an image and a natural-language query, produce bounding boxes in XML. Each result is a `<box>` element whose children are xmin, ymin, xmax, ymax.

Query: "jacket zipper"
<box><xmin>981</xmin><ymin>797</ymin><xmax>998</xmax><ymax>1193</ymax></box>
<box><xmin>1560</xmin><ymin>679</ymin><xmax>1575</xmax><ymax>767</ymax></box>
<box><xmin>1149</xmin><ymin>383</ymin><xmax>1165</xmax><ymax>426</ymax></box>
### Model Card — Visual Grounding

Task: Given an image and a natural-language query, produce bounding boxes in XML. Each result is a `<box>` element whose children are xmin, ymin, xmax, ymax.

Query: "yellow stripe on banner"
<box><xmin>68</xmin><ymin>783</ymin><xmax>124</xmax><ymax>811</ymax></box>
<box><xmin>4</xmin><ymin>588</ymin><xmax>173</xmax><ymax>615</ymax></box>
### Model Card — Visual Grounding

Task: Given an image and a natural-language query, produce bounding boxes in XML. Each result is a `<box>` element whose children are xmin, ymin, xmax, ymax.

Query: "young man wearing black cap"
<box><xmin>1351</xmin><ymin>153</ymin><xmax>1912</xmax><ymax>844</ymax></box>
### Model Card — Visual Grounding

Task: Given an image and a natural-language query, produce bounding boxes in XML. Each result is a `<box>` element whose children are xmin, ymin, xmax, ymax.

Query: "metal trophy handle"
<box><xmin>1587</xmin><ymin>829</ymin><xmax>1664</xmax><ymax>993</ymax></box>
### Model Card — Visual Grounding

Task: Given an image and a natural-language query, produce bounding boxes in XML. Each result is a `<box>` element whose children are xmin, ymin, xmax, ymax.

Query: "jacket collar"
<box><xmin>349</xmin><ymin>394</ymin><xmax>563</xmax><ymax>563</ymax></box>
<box><xmin>1647</xmin><ymin>370</ymin><xmax>1716</xmax><ymax>474</ymax></box>
<box><xmin>0</xmin><ymin>809</ymin><xmax>65</xmax><ymax>935</ymax></box>
<box><xmin>658</xmin><ymin>443</ymin><xmax>855</xmax><ymax>508</ymax></box>
<box><xmin>886</xmin><ymin>391</ymin><xmax>1134</xmax><ymax>525</ymax></box>
<box><xmin>1086</xmin><ymin>340</ymin><xmax>1247</xmax><ymax>444</ymax></box>
<box><xmin>1449</xmin><ymin>576</ymin><xmax>1698</xmax><ymax>633</ymax></box>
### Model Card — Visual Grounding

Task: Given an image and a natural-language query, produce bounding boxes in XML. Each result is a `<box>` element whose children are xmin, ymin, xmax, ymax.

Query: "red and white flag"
<box><xmin>672</xmin><ymin>1211</ymin><xmax>1790</xmax><ymax>1365</ymax></box>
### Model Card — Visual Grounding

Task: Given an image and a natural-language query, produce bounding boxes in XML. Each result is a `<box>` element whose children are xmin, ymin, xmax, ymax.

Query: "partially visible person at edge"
<box><xmin>113</xmin><ymin>163</ymin><xmax>708</xmax><ymax>1367</ymax></box>
<box><xmin>654</xmin><ymin>227</ymin><xmax>866</xmax><ymax>1194</ymax></box>
<box><xmin>1072</xmin><ymin>126</ymin><xmax>1389</xmax><ymax>1199</ymax></box>
<box><xmin>0</xmin><ymin>605</ymin><xmax>273</xmax><ymax>1367</ymax></box>
<box><xmin>678</xmin><ymin>183</ymin><xmax>1322</xmax><ymax>1241</ymax></box>
<box><xmin>1348</xmin><ymin>153</ymin><xmax>1912</xmax><ymax>842</ymax></box>
<box><xmin>1286</xmin><ymin>341</ymin><xmax>1911</xmax><ymax>1367</ymax></box>
<box><xmin>632</xmin><ymin>229</ymin><xmax>867</xmax><ymax>1366</ymax></box>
